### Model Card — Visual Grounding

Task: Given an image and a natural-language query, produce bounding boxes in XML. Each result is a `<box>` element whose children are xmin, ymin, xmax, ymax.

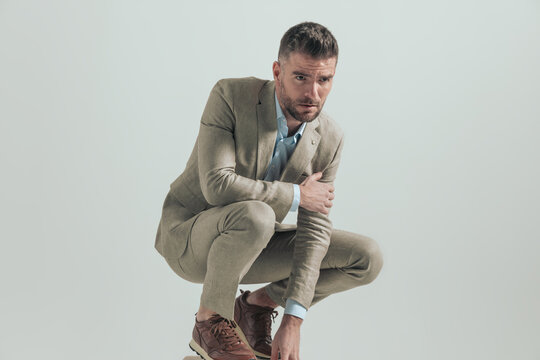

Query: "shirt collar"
<box><xmin>275</xmin><ymin>91</ymin><xmax>306</xmax><ymax>139</ymax></box>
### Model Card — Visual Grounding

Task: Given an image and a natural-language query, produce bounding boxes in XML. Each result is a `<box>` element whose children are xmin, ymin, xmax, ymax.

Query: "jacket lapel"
<box><xmin>256</xmin><ymin>81</ymin><xmax>278</xmax><ymax>179</ymax></box>
<box><xmin>279</xmin><ymin>118</ymin><xmax>320</xmax><ymax>183</ymax></box>
<box><xmin>255</xmin><ymin>80</ymin><xmax>322</xmax><ymax>183</ymax></box>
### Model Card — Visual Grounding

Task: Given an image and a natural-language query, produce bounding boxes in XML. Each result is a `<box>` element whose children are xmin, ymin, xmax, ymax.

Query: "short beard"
<box><xmin>278</xmin><ymin>83</ymin><xmax>322</xmax><ymax>123</ymax></box>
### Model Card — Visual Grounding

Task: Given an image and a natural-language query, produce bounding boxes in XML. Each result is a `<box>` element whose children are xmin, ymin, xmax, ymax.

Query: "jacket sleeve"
<box><xmin>283</xmin><ymin>134</ymin><xmax>345</xmax><ymax>309</ymax></box>
<box><xmin>197</xmin><ymin>80</ymin><xmax>294</xmax><ymax>223</ymax></box>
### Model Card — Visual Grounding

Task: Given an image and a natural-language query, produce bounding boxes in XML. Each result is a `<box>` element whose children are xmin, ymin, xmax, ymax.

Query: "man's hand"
<box><xmin>299</xmin><ymin>172</ymin><xmax>335</xmax><ymax>215</ymax></box>
<box><xmin>271</xmin><ymin>314</ymin><xmax>302</xmax><ymax>360</ymax></box>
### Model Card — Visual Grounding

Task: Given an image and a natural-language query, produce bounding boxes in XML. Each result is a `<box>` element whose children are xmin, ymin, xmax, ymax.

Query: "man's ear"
<box><xmin>272</xmin><ymin>61</ymin><xmax>281</xmax><ymax>82</ymax></box>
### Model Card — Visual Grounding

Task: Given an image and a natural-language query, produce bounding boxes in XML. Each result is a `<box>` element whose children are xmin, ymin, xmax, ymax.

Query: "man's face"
<box><xmin>273</xmin><ymin>52</ymin><xmax>337</xmax><ymax>123</ymax></box>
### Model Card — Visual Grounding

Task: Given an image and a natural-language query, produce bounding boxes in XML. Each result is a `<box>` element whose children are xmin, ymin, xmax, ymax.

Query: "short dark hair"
<box><xmin>278</xmin><ymin>22</ymin><xmax>339</xmax><ymax>62</ymax></box>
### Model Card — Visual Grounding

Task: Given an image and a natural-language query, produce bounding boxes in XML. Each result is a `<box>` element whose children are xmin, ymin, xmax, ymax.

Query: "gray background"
<box><xmin>1</xmin><ymin>0</ymin><xmax>539</xmax><ymax>359</ymax></box>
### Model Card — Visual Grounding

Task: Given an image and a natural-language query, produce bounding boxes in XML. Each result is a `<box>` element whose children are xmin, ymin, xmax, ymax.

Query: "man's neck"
<box><xmin>286</xmin><ymin>119</ymin><xmax>303</xmax><ymax>137</ymax></box>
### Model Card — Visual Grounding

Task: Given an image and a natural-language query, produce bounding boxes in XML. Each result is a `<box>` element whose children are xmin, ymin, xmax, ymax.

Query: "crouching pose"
<box><xmin>155</xmin><ymin>21</ymin><xmax>383</xmax><ymax>360</ymax></box>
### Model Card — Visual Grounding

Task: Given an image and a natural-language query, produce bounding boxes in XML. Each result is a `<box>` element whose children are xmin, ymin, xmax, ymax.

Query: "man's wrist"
<box><xmin>282</xmin><ymin>313</ymin><xmax>303</xmax><ymax>326</ymax></box>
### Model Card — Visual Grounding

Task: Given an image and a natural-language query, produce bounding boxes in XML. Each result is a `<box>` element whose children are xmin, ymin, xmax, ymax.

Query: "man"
<box><xmin>154</xmin><ymin>22</ymin><xmax>383</xmax><ymax>360</ymax></box>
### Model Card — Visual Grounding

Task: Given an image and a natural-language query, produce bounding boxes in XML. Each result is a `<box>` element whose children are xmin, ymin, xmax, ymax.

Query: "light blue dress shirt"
<box><xmin>263</xmin><ymin>93</ymin><xmax>306</xmax><ymax>211</ymax></box>
<box><xmin>262</xmin><ymin>92</ymin><xmax>307</xmax><ymax>320</ymax></box>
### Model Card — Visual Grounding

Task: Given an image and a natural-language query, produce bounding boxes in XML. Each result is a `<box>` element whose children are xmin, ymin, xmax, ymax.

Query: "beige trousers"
<box><xmin>157</xmin><ymin>193</ymin><xmax>383</xmax><ymax>320</ymax></box>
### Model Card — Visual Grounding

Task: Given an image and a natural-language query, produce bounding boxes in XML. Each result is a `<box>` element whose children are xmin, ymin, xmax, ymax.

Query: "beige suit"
<box><xmin>155</xmin><ymin>77</ymin><xmax>383</xmax><ymax>319</ymax></box>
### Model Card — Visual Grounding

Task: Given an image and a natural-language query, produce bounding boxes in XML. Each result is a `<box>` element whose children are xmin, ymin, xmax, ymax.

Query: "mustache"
<box><xmin>296</xmin><ymin>99</ymin><xmax>319</xmax><ymax>106</ymax></box>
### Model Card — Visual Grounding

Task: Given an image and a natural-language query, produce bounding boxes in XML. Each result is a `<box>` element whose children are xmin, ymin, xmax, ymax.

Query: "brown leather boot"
<box><xmin>189</xmin><ymin>313</ymin><xmax>256</xmax><ymax>360</ymax></box>
<box><xmin>234</xmin><ymin>290</ymin><xmax>278</xmax><ymax>359</ymax></box>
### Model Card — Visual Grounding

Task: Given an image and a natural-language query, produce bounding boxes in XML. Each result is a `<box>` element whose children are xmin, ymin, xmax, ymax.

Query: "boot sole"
<box><xmin>189</xmin><ymin>338</ymin><xmax>259</xmax><ymax>360</ymax></box>
<box><xmin>188</xmin><ymin>339</ymin><xmax>211</xmax><ymax>360</ymax></box>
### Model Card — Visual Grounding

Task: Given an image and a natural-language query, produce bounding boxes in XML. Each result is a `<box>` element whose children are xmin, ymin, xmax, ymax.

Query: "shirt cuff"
<box><xmin>284</xmin><ymin>298</ymin><xmax>307</xmax><ymax>319</ymax></box>
<box><xmin>290</xmin><ymin>184</ymin><xmax>301</xmax><ymax>212</ymax></box>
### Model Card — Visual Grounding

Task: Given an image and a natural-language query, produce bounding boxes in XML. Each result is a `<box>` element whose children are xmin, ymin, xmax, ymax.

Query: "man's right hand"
<box><xmin>298</xmin><ymin>172</ymin><xmax>335</xmax><ymax>215</ymax></box>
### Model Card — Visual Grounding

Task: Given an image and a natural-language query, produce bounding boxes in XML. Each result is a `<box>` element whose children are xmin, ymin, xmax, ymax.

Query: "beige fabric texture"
<box><xmin>154</xmin><ymin>77</ymin><xmax>382</xmax><ymax>318</ymax></box>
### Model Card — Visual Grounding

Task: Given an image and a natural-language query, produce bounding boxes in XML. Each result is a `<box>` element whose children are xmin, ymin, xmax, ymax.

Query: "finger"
<box><xmin>271</xmin><ymin>343</ymin><xmax>279</xmax><ymax>360</ymax></box>
<box><xmin>281</xmin><ymin>349</ymin><xmax>290</xmax><ymax>360</ymax></box>
<box><xmin>325</xmin><ymin>200</ymin><xmax>333</xmax><ymax>208</ymax></box>
<box><xmin>327</xmin><ymin>184</ymin><xmax>335</xmax><ymax>192</ymax></box>
<box><xmin>328</xmin><ymin>192</ymin><xmax>335</xmax><ymax>200</ymax></box>
<box><xmin>300</xmin><ymin>174</ymin><xmax>312</xmax><ymax>185</ymax></box>
<box><xmin>310</xmin><ymin>172</ymin><xmax>323</xmax><ymax>182</ymax></box>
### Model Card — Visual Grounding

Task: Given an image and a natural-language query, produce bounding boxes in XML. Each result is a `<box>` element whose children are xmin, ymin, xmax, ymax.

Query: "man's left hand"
<box><xmin>271</xmin><ymin>314</ymin><xmax>303</xmax><ymax>360</ymax></box>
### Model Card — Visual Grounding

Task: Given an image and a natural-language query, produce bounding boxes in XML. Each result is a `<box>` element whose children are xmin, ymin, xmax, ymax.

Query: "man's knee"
<box><xmin>350</xmin><ymin>234</ymin><xmax>383</xmax><ymax>285</ymax></box>
<box><xmin>364</xmin><ymin>237</ymin><xmax>383</xmax><ymax>283</ymax></box>
<box><xmin>224</xmin><ymin>200</ymin><xmax>276</xmax><ymax>244</ymax></box>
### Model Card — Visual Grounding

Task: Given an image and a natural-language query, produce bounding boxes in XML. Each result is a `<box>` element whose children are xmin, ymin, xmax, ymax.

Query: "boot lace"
<box><xmin>251</xmin><ymin>307</ymin><xmax>278</xmax><ymax>343</ymax></box>
<box><xmin>209</xmin><ymin>314</ymin><xmax>243</xmax><ymax>350</ymax></box>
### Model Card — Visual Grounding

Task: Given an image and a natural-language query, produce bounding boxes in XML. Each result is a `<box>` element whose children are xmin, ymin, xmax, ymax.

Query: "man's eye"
<box><xmin>320</xmin><ymin>78</ymin><xmax>329</xmax><ymax>82</ymax></box>
<box><xmin>295</xmin><ymin>75</ymin><xmax>305</xmax><ymax>80</ymax></box>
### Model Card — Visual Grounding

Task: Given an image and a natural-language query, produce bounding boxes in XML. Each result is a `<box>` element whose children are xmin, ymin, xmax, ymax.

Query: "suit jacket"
<box><xmin>155</xmin><ymin>77</ymin><xmax>345</xmax><ymax>309</ymax></box>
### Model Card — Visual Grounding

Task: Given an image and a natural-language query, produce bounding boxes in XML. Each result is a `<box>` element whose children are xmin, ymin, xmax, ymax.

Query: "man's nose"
<box><xmin>305</xmin><ymin>81</ymin><xmax>320</xmax><ymax>102</ymax></box>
